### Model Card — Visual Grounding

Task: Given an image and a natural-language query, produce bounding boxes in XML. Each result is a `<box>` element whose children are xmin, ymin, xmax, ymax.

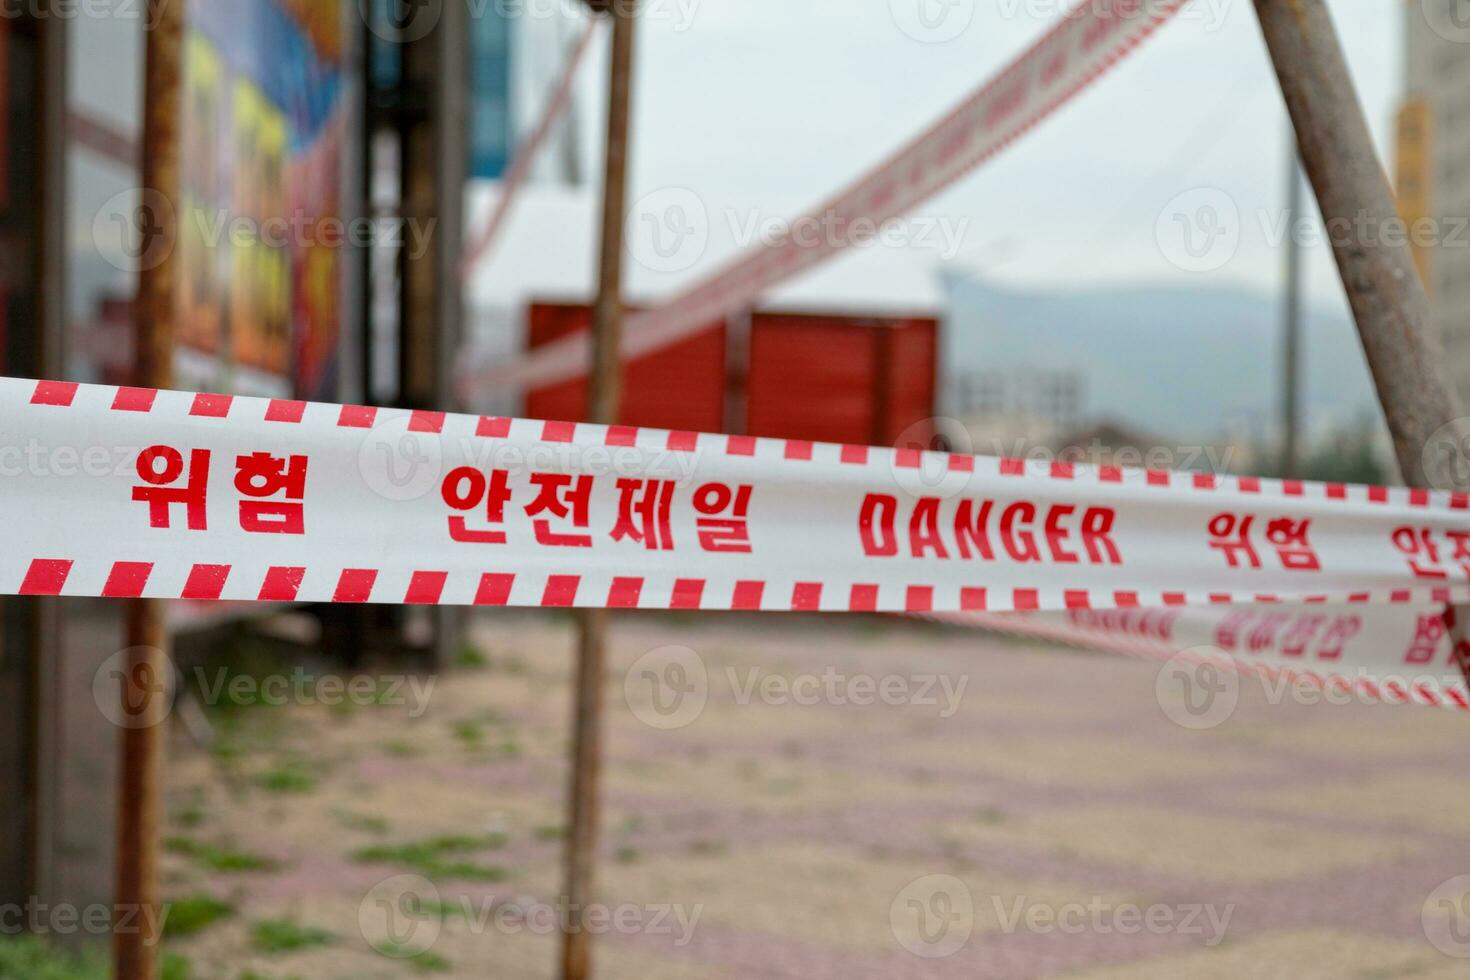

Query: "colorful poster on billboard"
<box><xmin>176</xmin><ymin>0</ymin><xmax>346</xmax><ymax>400</ymax></box>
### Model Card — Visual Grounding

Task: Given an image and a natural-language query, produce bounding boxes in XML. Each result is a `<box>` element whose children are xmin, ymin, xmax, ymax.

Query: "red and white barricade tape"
<box><xmin>460</xmin><ymin>0</ymin><xmax>1190</xmax><ymax>397</ymax></box>
<box><xmin>5</xmin><ymin>377</ymin><xmax>1469</xmax><ymax>618</ymax></box>
<box><xmin>936</xmin><ymin>603</ymin><xmax>1470</xmax><ymax>710</ymax></box>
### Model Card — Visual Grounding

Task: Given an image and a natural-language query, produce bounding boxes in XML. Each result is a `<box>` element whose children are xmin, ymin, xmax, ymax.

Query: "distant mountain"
<box><xmin>940</xmin><ymin>274</ymin><xmax>1387</xmax><ymax>445</ymax></box>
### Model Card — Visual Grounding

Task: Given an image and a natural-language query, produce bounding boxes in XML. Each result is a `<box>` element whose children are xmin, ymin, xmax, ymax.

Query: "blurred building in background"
<box><xmin>1401</xmin><ymin>1</ymin><xmax>1470</xmax><ymax>406</ymax></box>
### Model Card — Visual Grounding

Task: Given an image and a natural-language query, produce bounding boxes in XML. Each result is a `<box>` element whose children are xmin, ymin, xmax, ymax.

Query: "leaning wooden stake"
<box><xmin>116</xmin><ymin>1</ymin><xmax>184</xmax><ymax>978</ymax></box>
<box><xmin>561</xmin><ymin>3</ymin><xmax>637</xmax><ymax>979</ymax></box>
<box><xmin>1253</xmin><ymin>0</ymin><xmax>1465</xmax><ymax>483</ymax></box>
<box><xmin>1252</xmin><ymin>0</ymin><xmax>1470</xmax><ymax>668</ymax></box>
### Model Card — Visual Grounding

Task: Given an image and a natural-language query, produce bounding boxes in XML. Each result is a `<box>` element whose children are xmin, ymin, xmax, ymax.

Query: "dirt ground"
<box><xmin>156</xmin><ymin>611</ymin><xmax>1470</xmax><ymax>979</ymax></box>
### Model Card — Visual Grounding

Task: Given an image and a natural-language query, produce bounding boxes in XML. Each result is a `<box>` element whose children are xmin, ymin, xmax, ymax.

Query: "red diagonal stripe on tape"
<box><xmin>335</xmin><ymin>569</ymin><xmax>379</xmax><ymax>603</ymax></box>
<box><xmin>405</xmin><ymin>571</ymin><xmax>448</xmax><ymax>605</ymax></box>
<box><xmin>102</xmin><ymin>561</ymin><xmax>153</xmax><ymax>598</ymax></box>
<box><xmin>20</xmin><ymin>559</ymin><xmax>73</xmax><ymax>596</ymax></box>
<box><xmin>260</xmin><ymin>567</ymin><xmax>306</xmax><ymax>601</ymax></box>
<box><xmin>182</xmin><ymin>564</ymin><xmax>231</xmax><ymax>600</ymax></box>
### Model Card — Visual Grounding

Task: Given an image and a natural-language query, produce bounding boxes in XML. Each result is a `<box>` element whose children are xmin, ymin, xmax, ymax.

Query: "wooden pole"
<box><xmin>1251</xmin><ymin>0</ymin><xmax>1470</xmax><ymax>673</ymax></box>
<box><xmin>115</xmin><ymin>1</ymin><xmax>183</xmax><ymax>977</ymax></box>
<box><xmin>561</xmin><ymin>4</ymin><xmax>636</xmax><ymax>979</ymax></box>
<box><xmin>1281</xmin><ymin>130</ymin><xmax>1303</xmax><ymax>479</ymax></box>
<box><xmin>1252</xmin><ymin>0</ymin><xmax>1466</xmax><ymax>487</ymax></box>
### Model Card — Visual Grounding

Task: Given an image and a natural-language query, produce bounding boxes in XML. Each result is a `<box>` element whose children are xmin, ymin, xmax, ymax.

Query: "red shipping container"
<box><xmin>745</xmin><ymin>311</ymin><xmax>938</xmax><ymax>448</ymax></box>
<box><xmin>524</xmin><ymin>301</ymin><xmax>726</xmax><ymax>433</ymax></box>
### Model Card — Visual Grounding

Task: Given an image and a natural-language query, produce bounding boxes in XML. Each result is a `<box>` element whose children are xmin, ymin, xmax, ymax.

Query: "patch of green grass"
<box><xmin>454</xmin><ymin>644</ymin><xmax>490</xmax><ymax>669</ymax></box>
<box><xmin>0</xmin><ymin>936</ymin><xmax>104</xmax><ymax>980</ymax></box>
<box><xmin>374</xmin><ymin>943</ymin><xmax>453</xmax><ymax>973</ymax></box>
<box><xmin>381</xmin><ymin>740</ymin><xmax>422</xmax><ymax>758</ymax></box>
<box><xmin>614</xmin><ymin>846</ymin><xmax>640</xmax><ymax>864</ymax></box>
<box><xmin>166</xmin><ymin>837</ymin><xmax>279</xmax><ymax>873</ymax></box>
<box><xmin>331</xmin><ymin>809</ymin><xmax>390</xmax><ymax>835</ymax></box>
<box><xmin>171</xmin><ymin>794</ymin><xmax>207</xmax><ymax>829</ymax></box>
<box><xmin>161</xmin><ymin>953</ymin><xmax>192</xmax><ymax>980</ymax></box>
<box><xmin>254</xmin><ymin>758</ymin><xmax>317</xmax><ymax>795</ymax></box>
<box><xmin>687</xmin><ymin>839</ymin><xmax>727</xmax><ymax>857</ymax></box>
<box><xmin>352</xmin><ymin>834</ymin><xmax>511</xmax><ymax>882</ymax></box>
<box><xmin>532</xmin><ymin>825</ymin><xmax>563</xmax><ymax>841</ymax></box>
<box><xmin>450</xmin><ymin>721</ymin><xmax>484</xmax><ymax>748</ymax></box>
<box><xmin>250</xmin><ymin>919</ymin><xmax>334</xmax><ymax>955</ymax></box>
<box><xmin>164</xmin><ymin>894</ymin><xmax>236</xmax><ymax>937</ymax></box>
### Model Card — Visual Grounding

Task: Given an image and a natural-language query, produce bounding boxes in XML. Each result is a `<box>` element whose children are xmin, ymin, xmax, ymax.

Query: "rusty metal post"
<box><xmin>1252</xmin><ymin>0</ymin><xmax>1466</xmax><ymax>486</ymax></box>
<box><xmin>115</xmin><ymin>1</ymin><xmax>184</xmax><ymax>977</ymax></box>
<box><xmin>561</xmin><ymin>3</ymin><xmax>636</xmax><ymax>979</ymax></box>
<box><xmin>1252</xmin><ymin>0</ymin><xmax>1470</xmax><ymax>672</ymax></box>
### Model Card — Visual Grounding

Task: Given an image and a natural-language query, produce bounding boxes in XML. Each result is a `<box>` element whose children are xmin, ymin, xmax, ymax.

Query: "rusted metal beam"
<box><xmin>115</xmin><ymin>1</ymin><xmax>184</xmax><ymax>977</ymax></box>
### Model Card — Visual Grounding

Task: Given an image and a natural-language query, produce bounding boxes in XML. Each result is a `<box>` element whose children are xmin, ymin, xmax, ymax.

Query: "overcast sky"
<box><xmin>567</xmin><ymin>0</ymin><xmax>1405</xmax><ymax>312</ymax></box>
